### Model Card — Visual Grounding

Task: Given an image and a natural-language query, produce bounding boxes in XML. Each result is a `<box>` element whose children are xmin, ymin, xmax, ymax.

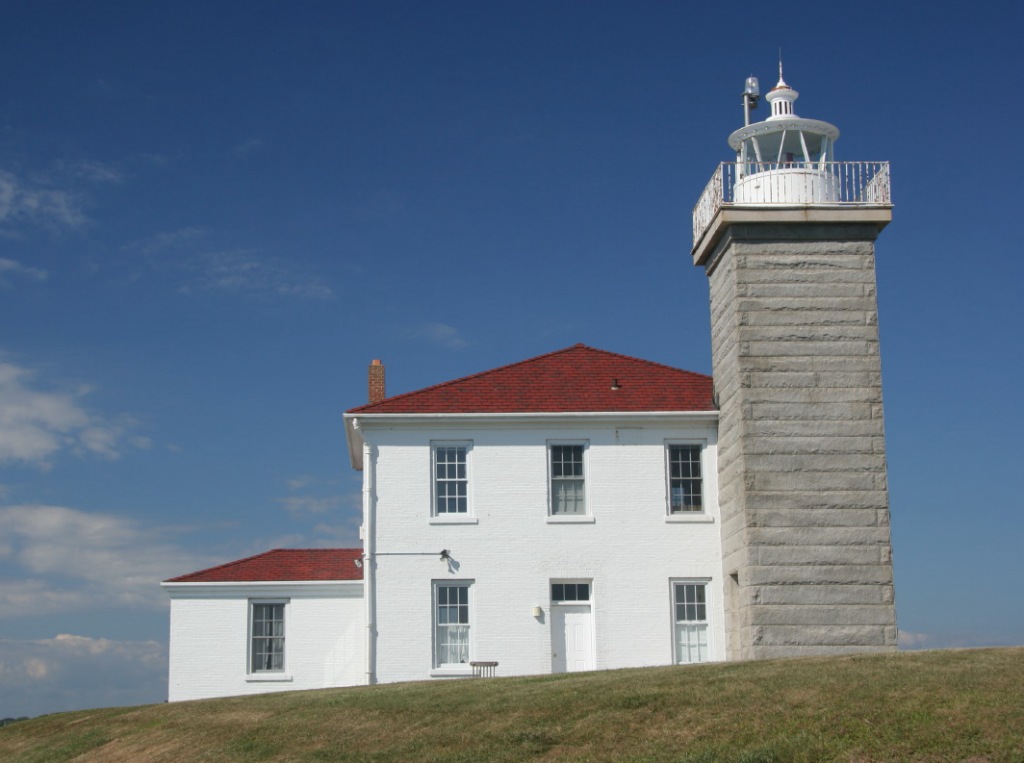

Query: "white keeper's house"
<box><xmin>165</xmin><ymin>69</ymin><xmax>899</xmax><ymax>702</ymax></box>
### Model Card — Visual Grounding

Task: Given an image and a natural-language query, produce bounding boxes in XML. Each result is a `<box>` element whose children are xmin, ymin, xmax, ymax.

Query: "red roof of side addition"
<box><xmin>347</xmin><ymin>344</ymin><xmax>715</xmax><ymax>414</ymax></box>
<box><xmin>164</xmin><ymin>548</ymin><xmax>363</xmax><ymax>583</ymax></box>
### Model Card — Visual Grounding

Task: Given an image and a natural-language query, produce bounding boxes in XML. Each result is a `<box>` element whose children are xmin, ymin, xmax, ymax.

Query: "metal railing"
<box><xmin>692</xmin><ymin>161</ymin><xmax>891</xmax><ymax>246</ymax></box>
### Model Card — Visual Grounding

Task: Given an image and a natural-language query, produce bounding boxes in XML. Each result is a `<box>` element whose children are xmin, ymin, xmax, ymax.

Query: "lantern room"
<box><xmin>728</xmin><ymin>65</ymin><xmax>840</xmax><ymax>204</ymax></box>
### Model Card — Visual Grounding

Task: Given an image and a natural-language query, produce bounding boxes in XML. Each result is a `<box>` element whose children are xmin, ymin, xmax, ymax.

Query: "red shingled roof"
<box><xmin>347</xmin><ymin>345</ymin><xmax>714</xmax><ymax>414</ymax></box>
<box><xmin>164</xmin><ymin>548</ymin><xmax>363</xmax><ymax>583</ymax></box>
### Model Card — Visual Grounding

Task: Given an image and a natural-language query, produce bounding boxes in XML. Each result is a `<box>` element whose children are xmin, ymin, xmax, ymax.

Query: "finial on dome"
<box><xmin>766</xmin><ymin>57</ymin><xmax>798</xmax><ymax>119</ymax></box>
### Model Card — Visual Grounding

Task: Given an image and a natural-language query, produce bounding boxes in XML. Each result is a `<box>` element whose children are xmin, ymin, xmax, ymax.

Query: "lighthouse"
<box><xmin>692</xmin><ymin>68</ymin><xmax>897</xmax><ymax>659</ymax></box>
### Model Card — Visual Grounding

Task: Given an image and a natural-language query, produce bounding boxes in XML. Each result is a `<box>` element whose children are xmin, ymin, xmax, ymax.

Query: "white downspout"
<box><xmin>362</xmin><ymin>440</ymin><xmax>377</xmax><ymax>685</ymax></box>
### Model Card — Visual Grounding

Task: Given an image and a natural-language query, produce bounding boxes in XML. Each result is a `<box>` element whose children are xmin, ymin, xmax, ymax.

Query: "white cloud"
<box><xmin>413</xmin><ymin>322</ymin><xmax>468</xmax><ymax>350</ymax></box>
<box><xmin>0</xmin><ymin>359</ymin><xmax>140</xmax><ymax>467</ymax></box>
<box><xmin>0</xmin><ymin>170</ymin><xmax>87</xmax><ymax>229</ymax></box>
<box><xmin>0</xmin><ymin>504</ymin><xmax>216</xmax><ymax>617</ymax></box>
<box><xmin>0</xmin><ymin>258</ymin><xmax>48</xmax><ymax>287</ymax></box>
<box><xmin>898</xmin><ymin>631</ymin><xmax>933</xmax><ymax>649</ymax></box>
<box><xmin>0</xmin><ymin>634</ymin><xmax>166</xmax><ymax>717</ymax></box>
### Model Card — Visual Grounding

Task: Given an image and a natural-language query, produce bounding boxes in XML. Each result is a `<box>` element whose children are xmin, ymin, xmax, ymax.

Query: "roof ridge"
<box><xmin>570</xmin><ymin>345</ymin><xmax>714</xmax><ymax>380</ymax></box>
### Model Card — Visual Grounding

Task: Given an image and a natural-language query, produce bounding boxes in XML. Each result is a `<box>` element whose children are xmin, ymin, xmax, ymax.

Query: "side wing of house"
<box><xmin>163</xmin><ymin>549</ymin><xmax>365</xmax><ymax>702</ymax></box>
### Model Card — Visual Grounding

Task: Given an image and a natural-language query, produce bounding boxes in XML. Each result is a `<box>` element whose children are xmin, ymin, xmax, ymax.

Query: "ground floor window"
<box><xmin>434</xmin><ymin>582</ymin><xmax>471</xmax><ymax>667</ymax></box>
<box><xmin>250</xmin><ymin>601</ymin><xmax>285</xmax><ymax>673</ymax></box>
<box><xmin>673</xmin><ymin>582</ymin><xmax>709</xmax><ymax>664</ymax></box>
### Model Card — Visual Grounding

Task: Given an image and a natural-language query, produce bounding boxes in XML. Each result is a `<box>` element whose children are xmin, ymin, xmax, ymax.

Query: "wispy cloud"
<box><xmin>125</xmin><ymin>229</ymin><xmax>334</xmax><ymax>301</ymax></box>
<box><xmin>0</xmin><ymin>258</ymin><xmax>48</xmax><ymax>288</ymax></box>
<box><xmin>311</xmin><ymin>518</ymin><xmax>362</xmax><ymax>547</ymax></box>
<box><xmin>234</xmin><ymin>138</ymin><xmax>265</xmax><ymax>156</ymax></box>
<box><xmin>0</xmin><ymin>359</ymin><xmax>141</xmax><ymax>467</ymax></box>
<box><xmin>0</xmin><ymin>634</ymin><xmax>166</xmax><ymax>717</ymax></box>
<box><xmin>63</xmin><ymin>159</ymin><xmax>125</xmax><ymax>185</ymax></box>
<box><xmin>286</xmin><ymin>474</ymin><xmax>316</xmax><ymax>490</ymax></box>
<box><xmin>413</xmin><ymin>322</ymin><xmax>468</xmax><ymax>350</ymax></box>
<box><xmin>279</xmin><ymin>495</ymin><xmax>342</xmax><ymax>517</ymax></box>
<box><xmin>0</xmin><ymin>170</ymin><xmax>87</xmax><ymax>230</ymax></box>
<box><xmin>0</xmin><ymin>504</ymin><xmax>216</xmax><ymax>617</ymax></box>
<box><xmin>181</xmin><ymin>250</ymin><xmax>335</xmax><ymax>300</ymax></box>
<box><xmin>279</xmin><ymin>475</ymin><xmax>348</xmax><ymax>517</ymax></box>
<box><xmin>123</xmin><ymin>227</ymin><xmax>205</xmax><ymax>256</ymax></box>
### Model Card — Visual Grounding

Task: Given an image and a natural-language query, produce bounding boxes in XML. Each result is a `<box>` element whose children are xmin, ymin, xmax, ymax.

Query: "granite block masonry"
<box><xmin>697</xmin><ymin>221</ymin><xmax>897</xmax><ymax>659</ymax></box>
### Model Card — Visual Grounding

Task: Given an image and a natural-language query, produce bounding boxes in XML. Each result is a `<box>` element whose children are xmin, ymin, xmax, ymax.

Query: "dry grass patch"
<box><xmin>1</xmin><ymin>648</ymin><xmax>1022</xmax><ymax>762</ymax></box>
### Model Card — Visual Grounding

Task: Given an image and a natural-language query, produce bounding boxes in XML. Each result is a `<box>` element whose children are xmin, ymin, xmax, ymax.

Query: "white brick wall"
<box><xmin>358</xmin><ymin>414</ymin><xmax>725</xmax><ymax>683</ymax></box>
<box><xmin>165</xmin><ymin>582</ymin><xmax>365</xmax><ymax>702</ymax></box>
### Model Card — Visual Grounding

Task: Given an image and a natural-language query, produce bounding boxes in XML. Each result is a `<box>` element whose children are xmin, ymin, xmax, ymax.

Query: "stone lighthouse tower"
<box><xmin>692</xmin><ymin>67</ymin><xmax>897</xmax><ymax>659</ymax></box>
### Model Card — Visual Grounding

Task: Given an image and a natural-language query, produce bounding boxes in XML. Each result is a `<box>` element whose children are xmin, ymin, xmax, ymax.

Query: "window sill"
<box><xmin>246</xmin><ymin>674</ymin><xmax>293</xmax><ymax>683</ymax></box>
<box><xmin>546</xmin><ymin>515</ymin><xmax>595</xmax><ymax>524</ymax></box>
<box><xmin>429</xmin><ymin>667</ymin><xmax>474</xmax><ymax>678</ymax></box>
<box><xmin>429</xmin><ymin>516</ymin><xmax>479</xmax><ymax>525</ymax></box>
<box><xmin>665</xmin><ymin>514</ymin><xmax>714</xmax><ymax>524</ymax></box>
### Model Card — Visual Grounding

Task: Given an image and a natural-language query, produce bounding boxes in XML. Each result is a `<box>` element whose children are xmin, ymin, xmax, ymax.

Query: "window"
<box><xmin>433</xmin><ymin>443</ymin><xmax>469</xmax><ymax>515</ymax></box>
<box><xmin>250</xmin><ymin>602</ymin><xmax>285</xmax><ymax>673</ymax></box>
<box><xmin>550</xmin><ymin>443</ymin><xmax>586</xmax><ymax>515</ymax></box>
<box><xmin>434</xmin><ymin>582</ymin><xmax>471</xmax><ymax>668</ymax></box>
<box><xmin>673</xmin><ymin>582</ymin><xmax>709</xmax><ymax>664</ymax></box>
<box><xmin>668</xmin><ymin>444</ymin><xmax>703</xmax><ymax>513</ymax></box>
<box><xmin>551</xmin><ymin>582</ymin><xmax>591</xmax><ymax>603</ymax></box>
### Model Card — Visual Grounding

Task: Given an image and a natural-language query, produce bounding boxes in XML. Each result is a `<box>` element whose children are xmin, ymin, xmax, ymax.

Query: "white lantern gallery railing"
<box><xmin>692</xmin><ymin>161</ymin><xmax>891</xmax><ymax>247</ymax></box>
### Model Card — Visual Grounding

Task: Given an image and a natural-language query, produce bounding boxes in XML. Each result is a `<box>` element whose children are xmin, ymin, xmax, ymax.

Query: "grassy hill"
<box><xmin>1</xmin><ymin>648</ymin><xmax>1022</xmax><ymax>762</ymax></box>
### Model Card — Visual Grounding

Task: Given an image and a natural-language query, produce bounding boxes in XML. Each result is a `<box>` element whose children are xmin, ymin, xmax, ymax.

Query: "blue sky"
<box><xmin>1</xmin><ymin>1</ymin><xmax>1022</xmax><ymax>718</ymax></box>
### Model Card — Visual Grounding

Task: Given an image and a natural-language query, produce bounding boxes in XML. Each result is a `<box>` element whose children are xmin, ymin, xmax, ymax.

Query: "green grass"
<box><xmin>2</xmin><ymin>648</ymin><xmax>1022</xmax><ymax>762</ymax></box>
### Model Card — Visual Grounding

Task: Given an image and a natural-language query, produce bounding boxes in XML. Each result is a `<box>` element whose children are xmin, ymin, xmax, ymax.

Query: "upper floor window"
<box><xmin>550</xmin><ymin>443</ymin><xmax>586</xmax><ymax>515</ymax></box>
<box><xmin>433</xmin><ymin>443</ymin><xmax>469</xmax><ymax>515</ymax></box>
<box><xmin>668</xmin><ymin>444</ymin><xmax>703</xmax><ymax>514</ymax></box>
<box><xmin>250</xmin><ymin>601</ymin><xmax>285</xmax><ymax>673</ymax></box>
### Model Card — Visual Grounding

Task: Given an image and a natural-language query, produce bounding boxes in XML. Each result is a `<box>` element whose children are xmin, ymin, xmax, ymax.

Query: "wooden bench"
<box><xmin>469</xmin><ymin>661</ymin><xmax>498</xmax><ymax>678</ymax></box>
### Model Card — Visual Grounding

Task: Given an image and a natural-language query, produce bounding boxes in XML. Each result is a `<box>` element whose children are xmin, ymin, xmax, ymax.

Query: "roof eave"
<box><xmin>343</xmin><ymin>412</ymin><xmax>365</xmax><ymax>471</ymax></box>
<box><xmin>347</xmin><ymin>410</ymin><xmax>718</xmax><ymax>425</ymax></box>
<box><xmin>162</xmin><ymin>579</ymin><xmax>364</xmax><ymax>591</ymax></box>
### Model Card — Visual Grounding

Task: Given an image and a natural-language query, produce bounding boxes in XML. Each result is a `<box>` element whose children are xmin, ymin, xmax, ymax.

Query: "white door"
<box><xmin>551</xmin><ymin>604</ymin><xmax>594</xmax><ymax>673</ymax></box>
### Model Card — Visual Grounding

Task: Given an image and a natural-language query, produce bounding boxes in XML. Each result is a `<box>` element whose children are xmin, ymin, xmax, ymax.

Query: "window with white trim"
<box><xmin>550</xmin><ymin>443</ymin><xmax>586</xmax><ymax>515</ymax></box>
<box><xmin>667</xmin><ymin>444</ymin><xmax>703</xmax><ymax>514</ymax></box>
<box><xmin>433</xmin><ymin>442</ymin><xmax>470</xmax><ymax>515</ymax></box>
<box><xmin>250</xmin><ymin>601</ymin><xmax>286</xmax><ymax>673</ymax></box>
<box><xmin>434</xmin><ymin>582</ymin><xmax>471</xmax><ymax>668</ymax></box>
<box><xmin>672</xmin><ymin>582</ymin><xmax>710</xmax><ymax>664</ymax></box>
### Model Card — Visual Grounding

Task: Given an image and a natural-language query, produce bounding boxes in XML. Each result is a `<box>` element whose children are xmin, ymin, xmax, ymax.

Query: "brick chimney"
<box><xmin>368</xmin><ymin>359</ymin><xmax>386</xmax><ymax>404</ymax></box>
